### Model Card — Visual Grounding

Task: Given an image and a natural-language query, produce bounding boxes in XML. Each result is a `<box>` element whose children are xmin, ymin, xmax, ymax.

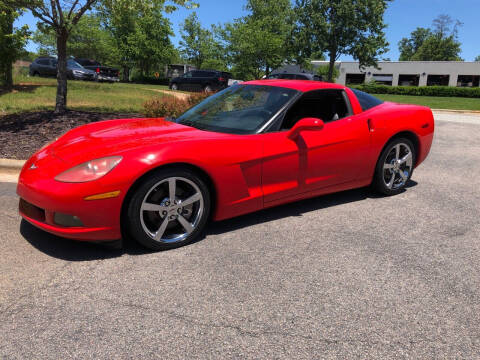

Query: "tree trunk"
<box><xmin>5</xmin><ymin>9</ymin><xmax>14</xmax><ymax>90</ymax></box>
<box><xmin>5</xmin><ymin>61</ymin><xmax>13</xmax><ymax>90</ymax></box>
<box><xmin>55</xmin><ymin>28</ymin><xmax>68</xmax><ymax>114</ymax></box>
<box><xmin>1</xmin><ymin>8</ymin><xmax>14</xmax><ymax>90</ymax></box>
<box><xmin>123</xmin><ymin>66</ymin><xmax>129</xmax><ymax>82</ymax></box>
<box><xmin>327</xmin><ymin>50</ymin><xmax>336</xmax><ymax>83</ymax></box>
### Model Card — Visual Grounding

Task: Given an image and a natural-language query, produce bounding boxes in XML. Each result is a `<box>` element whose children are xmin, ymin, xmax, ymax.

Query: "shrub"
<box><xmin>350</xmin><ymin>84</ymin><xmax>480</xmax><ymax>98</ymax></box>
<box><xmin>143</xmin><ymin>92</ymin><xmax>211</xmax><ymax>118</ymax></box>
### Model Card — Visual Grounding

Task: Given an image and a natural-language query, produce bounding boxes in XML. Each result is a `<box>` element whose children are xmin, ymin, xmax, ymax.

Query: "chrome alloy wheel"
<box><xmin>140</xmin><ymin>177</ymin><xmax>204</xmax><ymax>244</ymax></box>
<box><xmin>382</xmin><ymin>143</ymin><xmax>413</xmax><ymax>190</ymax></box>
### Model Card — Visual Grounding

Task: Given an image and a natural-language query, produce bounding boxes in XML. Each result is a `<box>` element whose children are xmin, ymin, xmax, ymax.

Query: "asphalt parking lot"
<box><xmin>1</xmin><ymin>116</ymin><xmax>479</xmax><ymax>359</ymax></box>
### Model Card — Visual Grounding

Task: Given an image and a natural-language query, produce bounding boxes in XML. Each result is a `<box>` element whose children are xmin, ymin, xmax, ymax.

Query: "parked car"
<box><xmin>18</xmin><ymin>80</ymin><xmax>434</xmax><ymax>251</ymax></box>
<box><xmin>169</xmin><ymin>70</ymin><xmax>232</xmax><ymax>92</ymax></box>
<box><xmin>74</xmin><ymin>58</ymin><xmax>120</xmax><ymax>82</ymax></box>
<box><xmin>29</xmin><ymin>57</ymin><xmax>96</xmax><ymax>81</ymax></box>
<box><xmin>267</xmin><ymin>72</ymin><xmax>323</xmax><ymax>81</ymax></box>
<box><xmin>66</xmin><ymin>59</ymin><xmax>97</xmax><ymax>81</ymax></box>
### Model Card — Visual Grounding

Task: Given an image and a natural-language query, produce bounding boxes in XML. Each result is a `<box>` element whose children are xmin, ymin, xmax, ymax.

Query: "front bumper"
<box><xmin>72</xmin><ymin>72</ymin><xmax>96</xmax><ymax>81</ymax></box>
<box><xmin>97</xmin><ymin>74</ymin><xmax>119</xmax><ymax>82</ymax></box>
<box><xmin>17</xmin><ymin>159</ymin><xmax>124</xmax><ymax>241</ymax></box>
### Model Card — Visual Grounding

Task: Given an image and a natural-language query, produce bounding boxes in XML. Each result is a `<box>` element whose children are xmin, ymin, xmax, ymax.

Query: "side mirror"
<box><xmin>288</xmin><ymin>117</ymin><xmax>324</xmax><ymax>139</ymax></box>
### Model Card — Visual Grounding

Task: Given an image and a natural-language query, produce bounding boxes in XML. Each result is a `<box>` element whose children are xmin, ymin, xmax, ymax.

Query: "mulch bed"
<box><xmin>0</xmin><ymin>111</ymin><xmax>141</xmax><ymax>160</ymax></box>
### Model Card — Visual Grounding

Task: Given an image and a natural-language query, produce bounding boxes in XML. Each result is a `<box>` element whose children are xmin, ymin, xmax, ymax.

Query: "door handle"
<box><xmin>367</xmin><ymin>119</ymin><xmax>374</xmax><ymax>132</ymax></box>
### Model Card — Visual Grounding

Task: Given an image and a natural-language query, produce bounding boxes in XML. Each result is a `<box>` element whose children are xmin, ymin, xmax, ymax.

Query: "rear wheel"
<box><xmin>126</xmin><ymin>168</ymin><xmax>211</xmax><ymax>251</ymax></box>
<box><xmin>373</xmin><ymin>138</ymin><xmax>415</xmax><ymax>196</ymax></box>
<box><xmin>203</xmin><ymin>85</ymin><xmax>212</xmax><ymax>93</ymax></box>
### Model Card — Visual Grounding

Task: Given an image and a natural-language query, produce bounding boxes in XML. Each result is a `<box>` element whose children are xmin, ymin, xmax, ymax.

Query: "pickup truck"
<box><xmin>74</xmin><ymin>58</ymin><xmax>120</xmax><ymax>82</ymax></box>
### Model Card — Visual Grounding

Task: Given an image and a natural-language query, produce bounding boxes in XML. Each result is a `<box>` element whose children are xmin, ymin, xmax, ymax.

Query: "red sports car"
<box><xmin>17</xmin><ymin>80</ymin><xmax>434</xmax><ymax>250</ymax></box>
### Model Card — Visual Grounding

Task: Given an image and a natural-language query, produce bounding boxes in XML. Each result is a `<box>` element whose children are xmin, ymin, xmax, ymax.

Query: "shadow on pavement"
<box><xmin>20</xmin><ymin>181</ymin><xmax>417</xmax><ymax>261</ymax></box>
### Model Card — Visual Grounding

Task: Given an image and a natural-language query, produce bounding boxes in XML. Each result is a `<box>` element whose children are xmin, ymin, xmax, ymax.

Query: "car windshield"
<box><xmin>177</xmin><ymin>85</ymin><xmax>299</xmax><ymax>134</ymax></box>
<box><xmin>67</xmin><ymin>60</ymin><xmax>84</xmax><ymax>69</ymax></box>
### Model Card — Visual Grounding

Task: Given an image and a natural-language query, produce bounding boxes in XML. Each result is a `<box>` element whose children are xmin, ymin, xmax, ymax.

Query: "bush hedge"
<box><xmin>143</xmin><ymin>92</ymin><xmax>209</xmax><ymax>118</ymax></box>
<box><xmin>350</xmin><ymin>84</ymin><xmax>480</xmax><ymax>98</ymax></box>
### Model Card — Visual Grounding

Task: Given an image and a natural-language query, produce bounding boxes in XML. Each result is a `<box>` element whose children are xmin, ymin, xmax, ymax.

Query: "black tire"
<box><xmin>203</xmin><ymin>84</ymin><xmax>212</xmax><ymax>93</ymax></box>
<box><xmin>170</xmin><ymin>83</ymin><xmax>178</xmax><ymax>91</ymax></box>
<box><xmin>126</xmin><ymin>168</ymin><xmax>211</xmax><ymax>251</ymax></box>
<box><xmin>372</xmin><ymin>137</ymin><xmax>416</xmax><ymax>196</ymax></box>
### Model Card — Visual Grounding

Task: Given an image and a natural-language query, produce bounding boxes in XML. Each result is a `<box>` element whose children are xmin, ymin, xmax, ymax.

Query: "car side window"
<box><xmin>279</xmin><ymin>90</ymin><xmax>352</xmax><ymax>130</ymax></box>
<box><xmin>183</xmin><ymin>72</ymin><xmax>192</xmax><ymax>78</ymax></box>
<box><xmin>351</xmin><ymin>89</ymin><xmax>383</xmax><ymax>111</ymax></box>
<box><xmin>37</xmin><ymin>59</ymin><xmax>49</xmax><ymax>65</ymax></box>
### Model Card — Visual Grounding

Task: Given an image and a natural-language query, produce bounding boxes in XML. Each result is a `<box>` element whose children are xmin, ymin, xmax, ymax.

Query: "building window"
<box><xmin>427</xmin><ymin>75</ymin><xmax>450</xmax><ymax>86</ymax></box>
<box><xmin>457</xmin><ymin>75</ymin><xmax>480</xmax><ymax>87</ymax></box>
<box><xmin>372</xmin><ymin>74</ymin><xmax>393</xmax><ymax>86</ymax></box>
<box><xmin>346</xmin><ymin>73</ymin><xmax>366</xmax><ymax>85</ymax></box>
<box><xmin>398</xmin><ymin>74</ymin><xmax>420</xmax><ymax>87</ymax></box>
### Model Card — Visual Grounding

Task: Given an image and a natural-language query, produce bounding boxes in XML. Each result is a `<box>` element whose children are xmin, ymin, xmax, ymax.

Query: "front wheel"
<box><xmin>170</xmin><ymin>83</ymin><xmax>178</xmax><ymax>91</ymax></box>
<box><xmin>373</xmin><ymin>138</ymin><xmax>416</xmax><ymax>196</ymax></box>
<box><xmin>126</xmin><ymin>168</ymin><xmax>211</xmax><ymax>251</ymax></box>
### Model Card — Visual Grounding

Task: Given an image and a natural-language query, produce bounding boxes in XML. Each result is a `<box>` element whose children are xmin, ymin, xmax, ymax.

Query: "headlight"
<box><xmin>72</xmin><ymin>70</ymin><xmax>84</xmax><ymax>75</ymax></box>
<box><xmin>55</xmin><ymin>156</ymin><xmax>122</xmax><ymax>183</ymax></box>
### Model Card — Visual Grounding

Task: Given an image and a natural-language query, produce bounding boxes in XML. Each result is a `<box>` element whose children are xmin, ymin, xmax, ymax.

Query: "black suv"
<box><xmin>29</xmin><ymin>57</ymin><xmax>96</xmax><ymax>81</ymax></box>
<box><xmin>169</xmin><ymin>70</ymin><xmax>232</xmax><ymax>92</ymax></box>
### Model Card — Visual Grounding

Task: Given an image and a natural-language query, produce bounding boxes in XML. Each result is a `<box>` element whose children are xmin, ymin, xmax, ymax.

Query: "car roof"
<box><xmin>244</xmin><ymin>79</ymin><xmax>347</xmax><ymax>92</ymax></box>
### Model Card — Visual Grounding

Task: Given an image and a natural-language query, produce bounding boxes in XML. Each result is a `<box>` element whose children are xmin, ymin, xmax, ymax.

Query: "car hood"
<box><xmin>48</xmin><ymin>118</ymin><xmax>218</xmax><ymax>164</ymax></box>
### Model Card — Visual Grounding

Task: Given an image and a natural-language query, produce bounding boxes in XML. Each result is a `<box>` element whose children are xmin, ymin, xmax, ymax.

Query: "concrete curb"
<box><xmin>0</xmin><ymin>159</ymin><xmax>24</xmax><ymax>183</ymax></box>
<box><xmin>432</xmin><ymin>109</ymin><xmax>480</xmax><ymax>114</ymax></box>
<box><xmin>0</xmin><ymin>158</ymin><xmax>26</xmax><ymax>171</ymax></box>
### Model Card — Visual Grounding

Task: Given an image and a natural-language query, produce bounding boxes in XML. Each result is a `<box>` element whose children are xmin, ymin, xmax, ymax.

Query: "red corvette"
<box><xmin>17</xmin><ymin>80</ymin><xmax>434</xmax><ymax>250</ymax></box>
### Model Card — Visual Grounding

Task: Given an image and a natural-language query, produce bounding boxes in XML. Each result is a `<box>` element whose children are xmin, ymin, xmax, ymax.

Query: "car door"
<box><xmin>191</xmin><ymin>71</ymin><xmax>207</xmax><ymax>91</ymax></box>
<box><xmin>48</xmin><ymin>59</ymin><xmax>57</xmax><ymax>76</ymax></box>
<box><xmin>179</xmin><ymin>71</ymin><xmax>193</xmax><ymax>91</ymax></box>
<box><xmin>261</xmin><ymin>89</ymin><xmax>371</xmax><ymax>204</ymax></box>
<box><xmin>36</xmin><ymin>59</ymin><xmax>50</xmax><ymax>76</ymax></box>
<box><xmin>261</xmin><ymin>131</ymin><xmax>304</xmax><ymax>203</ymax></box>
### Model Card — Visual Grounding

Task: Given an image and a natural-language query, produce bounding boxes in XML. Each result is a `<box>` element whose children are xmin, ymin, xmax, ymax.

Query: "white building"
<box><xmin>311</xmin><ymin>61</ymin><xmax>480</xmax><ymax>87</ymax></box>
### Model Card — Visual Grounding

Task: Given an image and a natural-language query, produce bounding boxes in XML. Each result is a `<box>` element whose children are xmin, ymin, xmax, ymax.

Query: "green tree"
<box><xmin>179</xmin><ymin>12</ymin><xmax>216</xmax><ymax>69</ymax></box>
<box><xmin>398</xmin><ymin>27</ymin><xmax>432</xmax><ymax>61</ymax></box>
<box><xmin>295</xmin><ymin>0</ymin><xmax>391</xmax><ymax>82</ymax></box>
<box><xmin>315</xmin><ymin>64</ymin><xmax>339</xmax><ymax>82</ymax></box>
<box><xmin>398</xmin><ymin>15</ymin><xmax>463</xmax><ymax>61</ymax></box>
<box><xmin>32</xmin><ymin>13</ymin><xmax>118</xmax><ymax>64</ymax></box>
<box><xmin>221</xmin><ymin>0</ymin><xmax>294</xmax><ymax>80</ymax></box>
<box><xmin>475</xmin><ymin>55</ymin><xmax>480</xmax><ymax>62</ymax></box>
<box><xmin>0</xmin><ymin>4</ymin><xmax>29</xmax><ymax>89</ymax></box>
<box><xmin>99</xmin><ymin>0</ymin><xmax>195</xmax><ymax>80</ymax></box>
<box><xmin>6</xmin><ymin>0</ymin><xmax>98</xmax><ymax>113</ymax></box>
<box><xmin>412</xmin><ymin>35</ymin><xmax>462</xmax><ymax>61</ymax></box>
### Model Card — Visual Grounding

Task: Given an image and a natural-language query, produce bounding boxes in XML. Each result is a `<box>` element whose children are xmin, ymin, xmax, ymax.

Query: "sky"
<box><xmin>14</xmin><ymin>0</ymin><xmax>480</xmax><ymax>61</ymax></box>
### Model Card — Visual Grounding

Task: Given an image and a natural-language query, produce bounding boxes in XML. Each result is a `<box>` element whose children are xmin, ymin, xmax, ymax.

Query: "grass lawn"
<box><xmin>376</xmin><ymin>94</ymin><xmax>480</xmax><ymax>111</ymax></box>
<box><xmin>0</xmin><ymin>75</ymin><xmax>168</xmax><ymax>115</ymax></box>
